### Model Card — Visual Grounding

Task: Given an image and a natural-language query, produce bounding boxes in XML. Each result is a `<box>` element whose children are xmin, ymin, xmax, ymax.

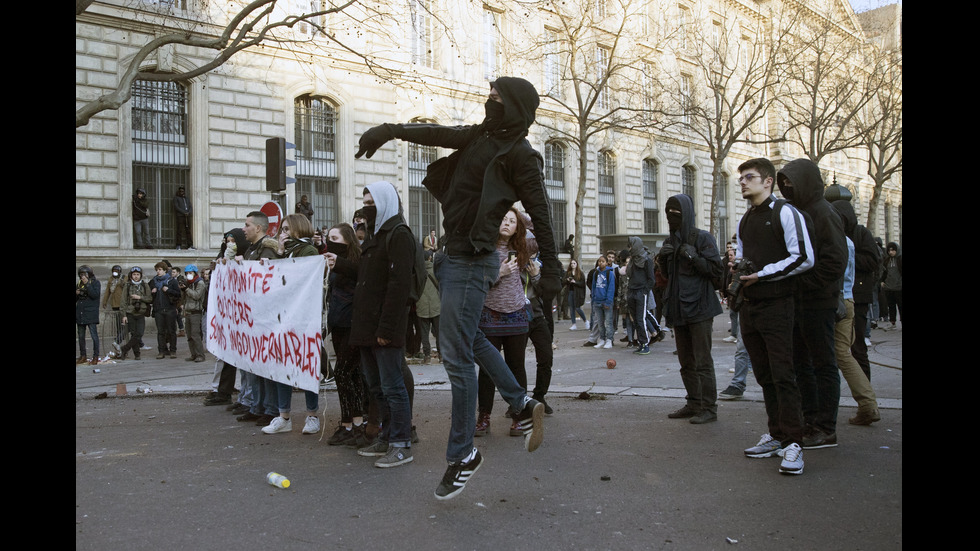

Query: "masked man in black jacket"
<box><xmin>356</xmin><ymin>77</ymin><xmax>561</xmax><ymax>500</ymax></box>
<box><xmin>776</xmin><ymin>159</ymin><xmax>847</xmax><ymax>450</ymax></box>
<box><xmin>658</xmin><ymin>194</ymin><xmax>725</xmax><ymax>425</ymax></box>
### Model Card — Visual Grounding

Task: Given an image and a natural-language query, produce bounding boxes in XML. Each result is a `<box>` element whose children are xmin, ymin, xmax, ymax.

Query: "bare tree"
<box><xmin>776</xmin><ymin>14</ymin><xmax>880</xmax><ymax>166</ymax></box>
<box><xmin>656</xmin><ymin>2</ymin><xmax>802</xmax><ymax>236</ymax></box>
<box><xmin>856</xmin><ymin>50</ymin><xmax>901</xmax><ymax>229</ymax></box>
<box><xmin>76</xmin><ymin>0</ymin><xmax>449</xmax><ymax>128</ymax></box>
<box><xmin>508</xmin><ymin>0</ymin><xmax>668</xmax><ymax>260</ymax></box>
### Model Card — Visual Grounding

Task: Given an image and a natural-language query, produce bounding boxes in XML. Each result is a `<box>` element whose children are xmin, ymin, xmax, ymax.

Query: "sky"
<box><xmin>848</xmin><ymin>0</ymin><xmax>901</xmax><ymax>14</ymax></box>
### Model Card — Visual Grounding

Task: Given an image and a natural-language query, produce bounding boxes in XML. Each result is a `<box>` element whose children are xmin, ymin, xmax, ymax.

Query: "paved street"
<box><xmin>76</xmin><ymin>314</ymin><xmax>902</xmax><ymax>550</ymax></box>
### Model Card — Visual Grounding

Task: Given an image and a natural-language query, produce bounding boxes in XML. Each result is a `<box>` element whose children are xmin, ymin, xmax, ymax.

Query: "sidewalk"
<box><xmin>76</xmin><ymin>312</ymin><xmax>903</xmax><ymax>412</ymax></box>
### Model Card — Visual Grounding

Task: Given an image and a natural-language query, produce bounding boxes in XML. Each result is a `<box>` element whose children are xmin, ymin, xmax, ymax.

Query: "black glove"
<box><xmin>680</xmin><ymin>244</ymin><xmax>697</xmax><ymax>261</ymax></box>
<box><xmin>354</xmin><ymin>124</ymin><xmax>395</xmax><ymax>159</ymax></box>
<box><xmin>538</xmin><ymin>259</ymin><xmax>563</xmax><ymax>304</ymax></box>
<box><xmin>658</xmin><ymin>241</ymin><xmax>675</xmax><ymax>258</ymax></box>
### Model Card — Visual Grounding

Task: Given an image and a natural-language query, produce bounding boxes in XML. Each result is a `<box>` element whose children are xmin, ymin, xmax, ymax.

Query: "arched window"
<box><xmin>131</xmin><ymin>78</ymin><xmax>189</xmax><ymax>249</ymax></box>
<box><xmin>642</xmin><ymin>159</ymin><xmax>659</xmax><ymax>233</ymax></box>
<box><xmin>598</xmin><ymin>151</ymin><xmax>616</xmax><ymax>235</ymax></box>
<box><xmin>294</xmin><ymin>95</ymin><xmax>339</xmax><ymax>228</ymax></box>
<box><xmin>544</xmin><ymin>142</ymin><xmax>567</xmax><ymax>246</ymax></box>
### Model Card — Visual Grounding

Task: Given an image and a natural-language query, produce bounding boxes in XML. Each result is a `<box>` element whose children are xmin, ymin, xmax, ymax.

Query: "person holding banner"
<box><xmin>263</xmin><ymin>214</ymin><xmax>324</xmax><ymax>435</ymax></box>
<box><xmin>349</xmin><ymin>182</ymin><xmax>416</xmax><ymax>468</ymax></box>
<box><xmin>236</xmin><ymin>211</ymin><xmax>283</xmax><ymax>427</ymax></box>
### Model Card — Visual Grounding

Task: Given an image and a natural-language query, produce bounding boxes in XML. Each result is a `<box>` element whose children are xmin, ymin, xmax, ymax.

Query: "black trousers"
<box><xmin>740</xmin><ymin>296</ymin><xmax>804</xmax><ymax>447</ymax></box>
<box><xmin>478</xmin><ymin>333</ymin><xmax>529</xmax><ymax>413</ymax></box>
<box><xmin>527</xmin><ymin>315</ymin><xmax>554</xmax><ymax>398</ymax></box>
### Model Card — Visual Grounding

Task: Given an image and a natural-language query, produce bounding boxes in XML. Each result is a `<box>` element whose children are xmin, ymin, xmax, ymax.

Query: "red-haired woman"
<box><xmin>475</xmin><ymin>207</ymin><xmax>533</xmax><ymax>437</ymax></box>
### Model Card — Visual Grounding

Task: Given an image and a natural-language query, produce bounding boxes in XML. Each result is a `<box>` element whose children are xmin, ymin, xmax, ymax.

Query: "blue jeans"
<box><xmin>77</xmin><ymin>323</ymin><xmax>100</xmax><ymax>357</ymax></box>
<box><xmin>133</xmin><ymin>218</ymin><xmax>151</xmax><ymax>248</ymax></box>
<box><xmin>593</xmin><ymin>302</ymin><xmax>614</xmax><ymax>341</ymax></box>
<box><xmin>360</xmin><ymin>346</ymin><xmax>412</xmax><ymax>447</ymax></box>
<box><xmin>274</xmin><ymin>381</ymin><xmax>319</xmax><ymax>414</ymax></box>
<box><xmin>435</xmin><ymin>252</ymin><xmax>529</xmax><ymax>463</ymax></box>
<box><xmin>248</xmin><ymin>374</ymin><xmax>278</xmax><ymax>416</ymax></box>
<box><xmin>238</xmin><ymin>369</ymin><xmax>256</xmax><ymax>408</ymax></box>
<box><xmin>728</xmin><ymin>332</ymin><xmax>753</xmax><ymax>391</ymax></box>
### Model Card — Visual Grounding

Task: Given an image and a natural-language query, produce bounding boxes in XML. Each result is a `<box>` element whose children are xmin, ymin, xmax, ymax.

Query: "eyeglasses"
<box><xmin>281</xmin><ymin>226</ymin><xmax>290</xmax><ymax>232</ymax></box>
<box><xmin>738</xmin><ymin>174</ymin><xmax>762</xmax><ymax>184</ymax></box>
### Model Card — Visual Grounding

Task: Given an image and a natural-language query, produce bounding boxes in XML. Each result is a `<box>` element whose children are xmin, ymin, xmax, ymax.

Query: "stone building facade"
<box><xmin>76</xmin><ymin>0</ymin><xmax>902</xmax><ymax>273</ymax></box>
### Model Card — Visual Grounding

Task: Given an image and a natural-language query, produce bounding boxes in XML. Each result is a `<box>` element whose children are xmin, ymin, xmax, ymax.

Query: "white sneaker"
<box><xmin>593</xmin><ymin>340</ymin><xmax>603</xmax><ymax>349</ymax></box>
<box><xmin>585</xmin><ymin>320</ymin><xmax>591</xmax><ymax>330</ymax></box>
<box><xmin>262</xmin><ymin>416</ymin><xmax>292</xmax><ymax>434</ymax></box>
<box><xmin>723</xmin><ymin>336</ymin><xmax>737</xmax><ymax>343</ymax></box>
<box><xmin>865</xmin><ymin>337</ymin><xmax>872</xmax><ymax>346</ymax></box>
<box><xmin>603</xmin><ymin>339</ymin><xmax>612</xmax><ymax>349</ymax></box>
<box><xmin>302</xmin><ymin>415</ymin><xmax>320</xmax><ymax>435</ymax></box>
<box><xmin>778</xmin><ymin>443</ymin><xmax>804</xmax><ymax>475</ymax></box>
<box><xmin>569</xmin><ymin>324</ymin><xmax>578</xmax><ymax>331</ymax></box>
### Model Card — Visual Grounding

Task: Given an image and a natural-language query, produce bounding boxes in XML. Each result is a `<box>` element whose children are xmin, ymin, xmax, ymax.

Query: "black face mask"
<box><xmin>666</xmin><ymin>210</ymin><xmax>683</xmax><ymax>232</ymax></box>
<box><xmin>485</xmin><ymin>100</ymin><xmax>505</xmax><ymax>130</ymax></box>
<box><xmin>361</xmin><ymin>205</ymin><xmax>377</xmax><ymax>224</ymax></box>
<box><xmin>780</xmin><ymin>183</ymin><xmax>795</xmax><ymax>202</ymax></box>
<box><xmin>326</xmin><ymin>241</ymin><xmax>349</xmax><ymax>257</ymax></box>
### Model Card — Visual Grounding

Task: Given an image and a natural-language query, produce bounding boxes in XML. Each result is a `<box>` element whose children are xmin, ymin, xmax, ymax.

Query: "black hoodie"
<box><xmin>776</xmin><ymin>159</ymin><xmax>846</xmax><ymax>310</ymax></box>
<box><xmin>832</xmin><ymin>200</ymin><xmax>880</xmax><ymax>304</ymax></box>
<box><xmin>378</xmin><ymin>77</ymin><xmax>561</xmax><ymax>295</ymax></box>
<box><xmin>660</xmin><ymin>194</ymin><xmax>723</xmax><ymax>326</ymax></box>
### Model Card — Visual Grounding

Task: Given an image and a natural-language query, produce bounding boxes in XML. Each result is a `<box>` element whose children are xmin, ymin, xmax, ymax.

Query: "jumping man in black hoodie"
<box><xmin>355</xmin><ymin>77</ymin><xmax>562</xmax><ymax>500</ymax></box>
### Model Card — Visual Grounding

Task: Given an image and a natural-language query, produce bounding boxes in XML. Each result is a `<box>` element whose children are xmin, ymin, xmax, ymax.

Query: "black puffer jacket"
<box><xmin>76</xmin><ymin>277</ymin><xmax>101</xmax><ymax>325</ymax></box>
<box><xmin>777</xmin><ymin>159</ymin><xmax>846</xmax><ymax>310</ymax></box>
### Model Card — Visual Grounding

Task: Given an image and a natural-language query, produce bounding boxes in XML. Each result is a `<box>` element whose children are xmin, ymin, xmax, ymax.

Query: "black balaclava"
<box><xmin>665</xmin><ymin>196</ymin><xmax>683</xmax><ymax>233</ymax></box>
<box><xmin>484</xmin><ymin>99</ymin><xmax>505</xmax><ymax>131</ymax></box>
<box><xmin>666</xmin><ymin>210</ymin><xmax>683</xmax><ymax>232</ymax></box>
<box><xmin>361</xmin><ymin>205</ymin><xmax>378</xmax><ymax>232</ymax></box>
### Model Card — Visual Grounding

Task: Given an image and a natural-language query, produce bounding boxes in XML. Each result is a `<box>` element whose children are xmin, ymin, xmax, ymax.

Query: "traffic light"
<box><xmin>265</xmin><ymin>137</ymin><xmax>296</xmax><ymax>191</ymax></box>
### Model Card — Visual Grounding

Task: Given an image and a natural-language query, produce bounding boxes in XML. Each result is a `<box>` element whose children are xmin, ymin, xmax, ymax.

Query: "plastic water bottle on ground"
<box><xmin>267</xmin><ymin>472</ymin><xmax>290</xmax><ymax>489</ymax></box>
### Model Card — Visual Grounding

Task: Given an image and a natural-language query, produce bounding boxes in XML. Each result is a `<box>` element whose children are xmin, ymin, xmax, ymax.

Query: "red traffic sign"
<box><xmin>260</xmin><ymin>201</ymin><xmax>283</xmax><ymax>237</ymax></box>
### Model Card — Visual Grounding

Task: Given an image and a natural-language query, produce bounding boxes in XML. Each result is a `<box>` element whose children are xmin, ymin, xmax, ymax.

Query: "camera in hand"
<box><xmin>727</xmin><ymin>259</ymin><xmax>757</xmax><ymax>312</ymax></box>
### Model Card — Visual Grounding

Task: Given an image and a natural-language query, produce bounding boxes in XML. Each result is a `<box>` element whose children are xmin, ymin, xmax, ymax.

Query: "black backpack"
<box><xmin>385</xmin><ymin>223</ymin><xmax>427</xmax><ymax>304</ymax></box>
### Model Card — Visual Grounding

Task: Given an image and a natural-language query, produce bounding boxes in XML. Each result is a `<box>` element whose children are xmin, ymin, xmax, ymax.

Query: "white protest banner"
<box><xmin>206</xmin><ymin>256</ymin><xmax>325</xmax><ymax>393</ymax></box>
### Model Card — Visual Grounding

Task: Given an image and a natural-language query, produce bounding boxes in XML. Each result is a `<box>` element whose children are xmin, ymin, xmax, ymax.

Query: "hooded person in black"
<box><xmin>831</xmin><ymin>200</ymin><xmax>880</xmax><ymax>383</ymax></box>
<box><xmin>625</xmin><ymin>235</ymin><xmax>662</xmax><ymax>353</ymax></box>
<box><xmin>658</xmin><ymin>194</ymin><xmax>724</xmax><ymax>424</ymax></box>
<box><xmin>355</xmin><ymin>77</ymin><xmax>553</xmax><ymax>500</ymax></box>
<box><xmin>881</xmin><ymin>242</ymin><xmax>902</xmax><ymax>328</ymax></box>
<box><xmin>349</xmin><ymin>181</ymin><xmax>416</xmax><ymax>468</ymax></box>
<box><xmin>776</xmin><ymin>159</ymin><xmax>847</xmax><ymax>448</ymax></box>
